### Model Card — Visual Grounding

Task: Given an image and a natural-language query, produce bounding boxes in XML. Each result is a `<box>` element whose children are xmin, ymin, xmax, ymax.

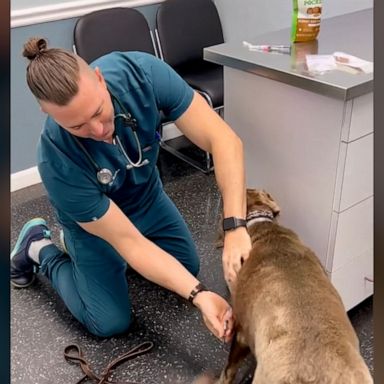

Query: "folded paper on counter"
<box><xmin>305</xmin><ymin>52</ymin><xmax>373</xmax><ymax>74</ymax></box>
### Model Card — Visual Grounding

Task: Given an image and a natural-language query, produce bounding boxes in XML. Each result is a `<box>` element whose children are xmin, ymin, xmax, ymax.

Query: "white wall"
<box><xmin>214</xmin><ymin>0</ymin><xmax>373</xmax><ymax>42</ymax></box>
<box><xmin>10</xmin><ymin>0</ymin><xmax>373</xmax><ymax>178</ymax></box>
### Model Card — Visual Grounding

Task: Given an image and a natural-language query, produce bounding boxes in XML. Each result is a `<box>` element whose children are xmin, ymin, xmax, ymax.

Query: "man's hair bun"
<box><xmin>22</xmin><ymin>37</ymin><xmax>48</xmax><ymax>60</ymax></box>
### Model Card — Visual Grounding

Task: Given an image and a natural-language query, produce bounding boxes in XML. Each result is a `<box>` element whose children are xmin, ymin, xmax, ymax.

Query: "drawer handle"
<box><xmin>364</xmin><ymin>276</ymin><xmax>374</xmax><ymax>283</ymax></box>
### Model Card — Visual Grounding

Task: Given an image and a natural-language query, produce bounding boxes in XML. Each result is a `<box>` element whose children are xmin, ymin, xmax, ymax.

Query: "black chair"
<box><xmin>73</xmin><ymin>7</ymin><xmax>157</xmax><ymax>62</ymax></box>
<box><xmin>155</xmin><ymin>0</ymin><xmax>224</xmax><ymax>173</ymax></box>
<box><xmin>73</xmin><ymin>7</ymin><xmax>175</xmax><ymax>177</ymax></box>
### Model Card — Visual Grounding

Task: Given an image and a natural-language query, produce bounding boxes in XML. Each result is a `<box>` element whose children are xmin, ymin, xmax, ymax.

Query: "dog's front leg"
<box><xmin>217</xmin><ymin>331</ymin><xmax>251</xmax><ymax>384</ymax></box>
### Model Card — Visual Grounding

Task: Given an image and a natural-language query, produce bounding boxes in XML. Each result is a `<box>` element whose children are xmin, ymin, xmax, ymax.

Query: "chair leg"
<box><xmin>159</xmin><ymin>140</ymin><xmax>213</xmax><ymax>174</ymax></box>
<box><xmin>205</xmin><ymin>151</ymin><xmax>212</xmax><ymax>172</ymax></box>
<box><xmin>197</xmin><ymin>90</ymin><xmax>214</xmax><ymax>108</ymax></box>
<box><xmin>158</xmin><ymin>99</ymin><xmax>219</xmax><ymax>174</ymax></box>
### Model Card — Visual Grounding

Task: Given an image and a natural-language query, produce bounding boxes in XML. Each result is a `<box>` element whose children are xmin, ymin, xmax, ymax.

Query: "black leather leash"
<box><xmin>64</xmin><ymin>341</ymin><xmax>154</xmax><ymax>384</ymax></box>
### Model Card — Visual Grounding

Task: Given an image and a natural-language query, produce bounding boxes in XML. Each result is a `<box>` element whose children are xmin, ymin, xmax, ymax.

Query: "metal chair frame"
<box><xmin>154</xmin><ymin>0</ymin><xmax>225</xmax><ymax>173</ymax></box>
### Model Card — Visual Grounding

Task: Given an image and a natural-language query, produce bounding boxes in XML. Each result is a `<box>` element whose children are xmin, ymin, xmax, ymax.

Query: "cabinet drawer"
<box><xmin>330</xmin><ymin>249</ymin><xmax>373</xmax><ymax>311</ymax></box>
<box><xmin>341</xmin><ymin>93</ymin><xmax>373</xmax><ymax>143</ymax></box>
<box><xmin>327</xmin><ymin>197</ymin><xmax>373</xmax><ymax>272</ymax></box>
<box><xmin>337</xmin><ymin>133</ymin><xmax>373</xmax><ymax>212</ymax></box>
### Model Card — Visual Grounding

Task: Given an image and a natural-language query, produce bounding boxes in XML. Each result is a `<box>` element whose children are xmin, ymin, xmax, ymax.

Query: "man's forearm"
<box><xmin>173</xmin><ymin>92</ymin><xmax>246</xmax><ymax>217</ymax></box>
<box><xmin>212</xmin><ymin>133</ymin><xmax>247</xmax><ymax>219</ymax></box>
<box><xmin>116</xmin><ymin>235</ymin><xmax>200</xmax><ymax>299</ymax></box>
<box><xmin>79</xmin><ymin>200</ymin><xmax>201</xmax><ymax>300</ymax></box>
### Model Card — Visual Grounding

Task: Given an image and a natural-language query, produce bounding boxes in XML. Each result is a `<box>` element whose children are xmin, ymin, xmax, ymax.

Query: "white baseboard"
<box><xmin>11</xmin><ymin>0</ymin><xmax>165</xmax><ymax>28</ymax></box>
<box><xmin>11</xmin><ymin>167</ymin><xmax>42</xmax><ymax>192</ymax></box>
<box><xmin>10</xmin><ymin>124</ymin><xmax>182</xmax><ymax>192</ymax></box>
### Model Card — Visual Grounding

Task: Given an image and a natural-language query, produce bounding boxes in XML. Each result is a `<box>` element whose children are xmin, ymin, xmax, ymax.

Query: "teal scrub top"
<box><xmin>37</xmin><ymin>52</ymin><xmax>194</xmax><ymax>228</ymax></box>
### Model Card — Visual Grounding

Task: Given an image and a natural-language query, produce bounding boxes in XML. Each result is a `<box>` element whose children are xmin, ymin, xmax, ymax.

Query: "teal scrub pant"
<box><xmin>39</xmin><ymin>189</ymin><xmax>199</xmax><ymax>337</ymax></box>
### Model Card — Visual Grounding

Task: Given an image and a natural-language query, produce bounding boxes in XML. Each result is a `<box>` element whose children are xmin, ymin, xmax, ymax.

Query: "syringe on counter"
<box><xmin>243</xmin><ymin>41</ymin><xmax>291</xmax><ymax>53</ymax></box>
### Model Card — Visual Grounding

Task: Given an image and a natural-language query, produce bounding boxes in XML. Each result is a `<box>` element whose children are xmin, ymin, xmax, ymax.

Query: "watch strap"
<box><xmin>188</xmin><ymin>283</ymin><xmax>207</xmax><ymax>303</ymax></box>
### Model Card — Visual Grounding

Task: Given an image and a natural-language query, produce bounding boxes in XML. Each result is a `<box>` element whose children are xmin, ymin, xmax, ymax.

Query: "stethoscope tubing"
<box><xmin>113</xmin><ymin>127</ymin><xmax>143</xmax><ymax>168</ymax></box>
<box><xmin>73</xmin><ymin>92</ymin><xmax>149</xmax><ymax>185</ymax></box>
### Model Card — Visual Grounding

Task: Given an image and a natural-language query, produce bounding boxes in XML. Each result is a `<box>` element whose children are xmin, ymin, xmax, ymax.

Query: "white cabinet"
<box><xmin>327</xmin><ymin>197</ymin><xmax>373</xmax><ymax>272</ymax></box>
<box><xmin>335</xmin><ymin>135</ymin><xmax>373</xmax><ymax>212</ymax></box>
<box><xmin>325</xmin><ymin>97</ymin><xmax>374</xmax><ymax>310</ymax></box>
<box><xmin>206</xmin><ymin>9</ymin><xmax>373</xmax><ymax>312</ymax></box>
<box><xmin>330</xmin><ymin>246</ymin><xmax>373</xmax><ymax>312</ymax></box>
<box><xmin>341</xmin><ymin>93</ymin><xmax>373</xmax><ymax>142</ymax></box>
<box><xmin>223</xmin><ymin>67</ymin><xmax>373</xmax><ymax>311</ymax></box>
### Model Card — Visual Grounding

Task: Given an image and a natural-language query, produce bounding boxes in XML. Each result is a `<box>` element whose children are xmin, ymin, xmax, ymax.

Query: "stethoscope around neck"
<box><xmin>73</xmin><ymin>93</ymin><xmax>149</xmax><ymax>185</ymax></box>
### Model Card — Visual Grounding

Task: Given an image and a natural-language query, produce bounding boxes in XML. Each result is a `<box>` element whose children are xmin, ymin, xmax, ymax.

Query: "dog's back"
<box><xmin>217</xmin><ymin>190</ymin><xmax>372</xmax><ymax>384</ymax></box>
<box><xmin>235</xmin><ymin>223</ymin><xmax>372</xmax><ymax>384</ymax></box>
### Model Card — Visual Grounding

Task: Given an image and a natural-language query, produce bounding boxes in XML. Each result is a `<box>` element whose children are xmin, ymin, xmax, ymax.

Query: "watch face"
<box><xmin>223</xmin><ymin>217</ymin><xmax>246</xmax><ymax>231</ymax></box>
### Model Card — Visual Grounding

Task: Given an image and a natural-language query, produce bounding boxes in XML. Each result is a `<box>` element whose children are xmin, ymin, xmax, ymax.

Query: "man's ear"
<box><xmin>94</xmin><ymin>66</ymin><xmax>108</xmax><ymax>89</ymax></box>
<box><xmin>94</xmin><ymin>67</ymin><xmax>103</xmax><ymax>82</ymax></box>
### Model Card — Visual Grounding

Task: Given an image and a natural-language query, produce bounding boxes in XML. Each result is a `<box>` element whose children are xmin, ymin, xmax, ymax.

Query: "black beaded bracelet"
<box><xmin>188</xmin><ymin>283</ymin><xmax>208</xmax><ymax>303</ymax></box>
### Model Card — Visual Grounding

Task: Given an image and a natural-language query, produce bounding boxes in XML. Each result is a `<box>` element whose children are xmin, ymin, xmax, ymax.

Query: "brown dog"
<box><xmin>217</xmin><ymin>189</ymin><xmax>372</xmax><ymax>384</ymax></box>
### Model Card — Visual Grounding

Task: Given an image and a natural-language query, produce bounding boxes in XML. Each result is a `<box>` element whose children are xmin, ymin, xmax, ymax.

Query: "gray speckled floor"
<box><xmin>11</xmin><ymin>148</ymin><xmax>373</xmax><ymax>384</ymax></box>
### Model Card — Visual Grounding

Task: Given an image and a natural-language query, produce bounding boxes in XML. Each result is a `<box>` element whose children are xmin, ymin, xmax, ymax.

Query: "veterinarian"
<box><xmin>11</xmin><ymin>37</ymin><xmax>252</xmax><ymax>340</ymax></box>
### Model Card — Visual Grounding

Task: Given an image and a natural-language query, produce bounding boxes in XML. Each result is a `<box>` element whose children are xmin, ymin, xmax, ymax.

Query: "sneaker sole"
<box><xmin>10</xmin><ymin>274</ymin><xmax>36</xmax><ymax>288</ymax></box>
<box><xmin>11</xmin><ymin>217</ymin><xmax>47</xmax><ymax>259</ymax></box>
<box><xmin>59</xmin><ymin>230</ymin><xmax>68</xmax><ymax>254</ymax></box>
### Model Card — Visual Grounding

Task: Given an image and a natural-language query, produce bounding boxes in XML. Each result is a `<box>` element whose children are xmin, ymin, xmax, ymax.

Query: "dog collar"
<box><xmin>246</xmin><ymin>210</ymin><xmax>274</xmax><ymax>227</ymax></box>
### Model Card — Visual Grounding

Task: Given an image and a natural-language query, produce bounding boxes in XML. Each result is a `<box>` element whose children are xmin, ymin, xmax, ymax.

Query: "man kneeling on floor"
<box><xmin>11</xmin><ymin>37</ymin><xmax>252</xmax><ymax>339</ymax></box>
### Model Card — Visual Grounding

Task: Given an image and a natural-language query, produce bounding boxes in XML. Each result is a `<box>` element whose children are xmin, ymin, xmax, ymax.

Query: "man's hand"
<box><xmin>222</xmin><ymin>227</ymin><xmax>252</xmax><ymax>291</ymax></box>
<box><xmin>193</xmin><ymin>291</ymin><xmax>234</xmax><ymax>343</ymax></box>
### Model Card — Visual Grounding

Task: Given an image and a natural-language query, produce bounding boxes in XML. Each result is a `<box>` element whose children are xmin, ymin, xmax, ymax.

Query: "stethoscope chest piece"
<box><xmin>97</xmin><ymin>168</ymin><xmax>114</xmax><ymax>185</ymax></box>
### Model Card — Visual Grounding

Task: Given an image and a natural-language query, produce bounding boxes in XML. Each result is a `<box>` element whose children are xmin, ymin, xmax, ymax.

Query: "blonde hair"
<box><xmin>23</xmin><ymin>37</ymin><xmax>81</xmax><ymax>106</ymax></box>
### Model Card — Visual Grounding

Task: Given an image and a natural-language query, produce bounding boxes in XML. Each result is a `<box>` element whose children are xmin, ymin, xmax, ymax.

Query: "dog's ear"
<box><xmin>261</xmin><ymin>190</ymin><xmax>281</xmax><ymax>217</ymax></box>
<box><xmin>246</xmin><ymin>188</ymin><xmax>258</xmax><ymax>213</ymax></box>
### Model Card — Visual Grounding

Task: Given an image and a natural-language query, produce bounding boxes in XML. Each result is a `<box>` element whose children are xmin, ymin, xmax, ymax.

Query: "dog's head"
<box><xmin>216</xmin><ymin>189</ymin><xmax>280</xmax><ymax>248</ymax></box>
<box><xmin>246</xmin><ymin>189</ymin><xmax>280</xmax><ymax>218</ymax></box>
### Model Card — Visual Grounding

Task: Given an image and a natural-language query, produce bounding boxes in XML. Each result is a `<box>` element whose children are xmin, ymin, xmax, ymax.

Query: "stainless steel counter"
<box><xmin>204</xmin><ymin>9</ymin><xmax>373</xmax><ymax>100</ymax></box>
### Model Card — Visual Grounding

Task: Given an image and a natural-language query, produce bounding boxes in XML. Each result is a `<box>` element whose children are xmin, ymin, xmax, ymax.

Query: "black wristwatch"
<box><xmin>222</xmin><ymin>217</ymin><xmax>247</xmax><ymax>232</ymax></box>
